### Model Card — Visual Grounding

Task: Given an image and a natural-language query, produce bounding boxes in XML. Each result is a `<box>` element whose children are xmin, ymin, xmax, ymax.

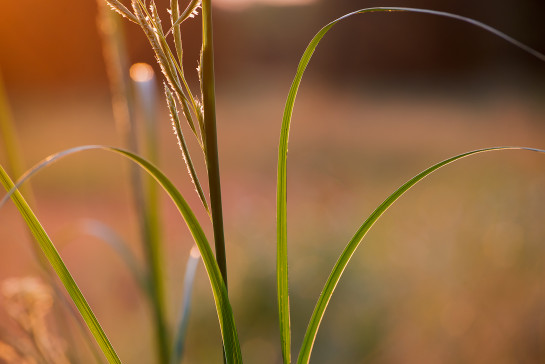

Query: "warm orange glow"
<box><xmin>129</xmin><ymin>63</ymin><xmax>155</xmax><ymax>83</ymax></box>
<box><xmin>190</xmin><ymin>245</ymin><xmax>201</xmax><ymax>258</ymax></box>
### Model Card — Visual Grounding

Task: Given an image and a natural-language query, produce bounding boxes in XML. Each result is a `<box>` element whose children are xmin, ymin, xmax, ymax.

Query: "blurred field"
<box><xmin>2</xmin><ymin>74</ymin><xmax>545</xmax><ymax>363</ymax></box>
<box><xmin>1</xmin><ymin>1</ymin><xmax>545</xmax><ymax>363</ymax></box>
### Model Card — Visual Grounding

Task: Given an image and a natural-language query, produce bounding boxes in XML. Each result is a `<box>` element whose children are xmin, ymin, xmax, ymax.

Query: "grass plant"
<box><xmin>1</xmin><ymin>1</ymin><xmax>544</xmax><ymax>363</ymax></box>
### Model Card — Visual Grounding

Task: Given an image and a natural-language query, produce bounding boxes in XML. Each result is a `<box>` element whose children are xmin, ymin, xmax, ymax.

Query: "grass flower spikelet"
<box><xmin>104</xmin><ymin>0</ymin><xmax>138</xmax><ymax>23</ymax></box>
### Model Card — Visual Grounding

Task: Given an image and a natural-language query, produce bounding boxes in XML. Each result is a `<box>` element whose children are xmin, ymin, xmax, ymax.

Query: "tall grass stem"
<box><xmin>201</xmin><ymin>0</ymin><xmax>228</xmax><ymax>289</ymax></box>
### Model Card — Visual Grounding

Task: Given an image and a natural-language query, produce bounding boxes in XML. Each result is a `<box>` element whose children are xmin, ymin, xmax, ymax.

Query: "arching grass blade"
<box><xmin>0</xmin><ymin>165</ymin><xmax>121</xmax><ymax>364</ymax></box>
<box><xmin>1</xmin><ymin>145</ymin><xmax>242</xmax><ymax>363</ymax></box>
<box><xmin>296</xmin><ymin>147</ymin><xmax>545</xmax><ymax>363</ymax></box>
<box><xmin>277</xmin><ymin>7</ymin><xmax>545</xmax><ymax>364</ymax></box>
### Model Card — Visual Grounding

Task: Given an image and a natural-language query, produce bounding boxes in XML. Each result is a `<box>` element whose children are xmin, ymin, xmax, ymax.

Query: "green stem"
<box><xmin>201</xmin><ymin>0</ymin><xmax>228</xmax><ymax>288</ymax></box>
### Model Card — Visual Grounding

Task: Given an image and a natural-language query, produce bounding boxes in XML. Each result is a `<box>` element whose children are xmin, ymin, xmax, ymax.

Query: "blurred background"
<box><xmin>1</xmin><ymin>0</ymin><xmax>545</xmax><ymax>363</ymax></box>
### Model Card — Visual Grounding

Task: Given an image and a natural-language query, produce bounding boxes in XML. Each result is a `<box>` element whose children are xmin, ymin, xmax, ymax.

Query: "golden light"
<box><xmin>129</xmin><ymin>63</ymin><xmax>155</xmax><ymax>83</ymax></box>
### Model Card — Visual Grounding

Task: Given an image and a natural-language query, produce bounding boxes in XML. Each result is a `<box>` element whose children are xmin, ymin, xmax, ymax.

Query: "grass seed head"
<box><xmin>104</xmin><ymin>0</ymin><xmax>139</xmax><ymax>23</ymax></box>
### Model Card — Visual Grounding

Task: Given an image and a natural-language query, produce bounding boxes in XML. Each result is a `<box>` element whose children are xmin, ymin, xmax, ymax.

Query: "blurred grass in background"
<box><xmin>1</xmin><ymin>0</ymin><xmax>545</xmax><ymax>362</ymax></box>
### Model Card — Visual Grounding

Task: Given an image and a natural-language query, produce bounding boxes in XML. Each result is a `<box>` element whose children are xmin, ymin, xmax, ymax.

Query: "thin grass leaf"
<box><xmin>0</xmin><ymin>165</ymin><xmax>121</xmax><ymax>364</ymax></box>
<box><xmin>49</xmin><ymin>283</ymin><xmax>108</xmax><ymax>364</ymax></box>
<box><xmin>0</xmin><ymin>69</ymin><xmax>48</xmax><ymax>269</ymax></box>
<box><xmin>171</xmin><ymin>245</ymin><xmax>201</xmax><ymax>364</ymax></box>
<box><xmin>277</xmin><ymin>7</ymin><xmax>545</xmax><ymax>364</ymax></box>
<box><xmin>1</xmin><ymin>145</ymin><xmax>242</xmax><ymax>363</ymax></box>
<box><xmin>296</xmin><ymin>147</ymin><xmax>545</xmax><ymax>363</ymax></box>
<box><xmin>0</xmin><ymin>76</ymin><xmax>107</xmax><ymax>363</ymax></box>
<box><xmin>165</xmin><ymin>84</ymin><xmax>210</xmax><ymax>214</ymax></box>
<box><xmin>49</xmin><ymin>218</ymin><xmax>146</xmax><ymax>364</ymax></box>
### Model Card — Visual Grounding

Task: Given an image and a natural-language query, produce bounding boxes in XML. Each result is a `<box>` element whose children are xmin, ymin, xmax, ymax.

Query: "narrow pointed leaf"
<box><xmin>277</xmin><ymin>7</ymin><xmax>545</xmax><ymax>364</ymax></box>
<box><xmin>1</xmin><ymin>145</ymin><xmax>242</xmax><ymax>363</ymax></box>
<box><xmin>297</xmin><ymin>147</ymin><xmax>545</xmax><ymax>363</ymax></box>
<box><xmin>0</xmin><ymin>165</ymin><xmax>121</xmax><ymax>364</ymax></box>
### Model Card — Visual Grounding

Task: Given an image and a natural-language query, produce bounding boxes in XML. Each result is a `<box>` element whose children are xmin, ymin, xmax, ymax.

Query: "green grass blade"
<box><xmin>0</xmin><ymin>69</ymin><xmax>48</xmax><ymax>269</ymax></box>
<box><xmin>0</xmin><ymin>145</ymin><xmax>242</xmax><ymax>363</ymax></box>
<box><xmin>0</xmin><ymin>165</ymin><xmax>121</xmax><ymax>364</ymax></box>
<box><xmin>296</xmin><ymin>147</ymin><xmax>545</xmax><ymax>364</ymax></box>
<box><xmin>277</xmin><ymin>8</ymin><xmax>545</xmax><ymax>364</ymax></box>
<box><xmin>0</xmin><ymin>76</ymin><xmax>107</xmax><ymax>363</ymax></box>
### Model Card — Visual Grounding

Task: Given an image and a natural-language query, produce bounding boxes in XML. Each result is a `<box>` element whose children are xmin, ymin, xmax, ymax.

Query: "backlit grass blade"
<box><xmin>0</xmin><ymin>69</ymin><xmax>46</xmax><ymax>268</ymax></box>
<box><xmin>0</xmin><ymin>145</ymin><xmax>242</xmax><ymax>363</ymax></box>
<box><xmin>277</xmin><ymin>8</ymin><xmax>545</xmax><ymax>363</ymax></box>
<box><xmin>0</xmin><ymin>165</ymin><xmax>121</xmax><ymax>364</ymax></box>
<box><xmin>296</xmin><ymin>147</ymin><xmax>545</xmax><ymax>363</ymax></box>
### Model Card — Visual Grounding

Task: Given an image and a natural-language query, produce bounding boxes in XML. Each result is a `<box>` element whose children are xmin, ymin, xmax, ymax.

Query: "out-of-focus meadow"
<box><xmin>1</xmin><ymin>0</ymin><xmax>545</xmax><ymax>363</ymax></box>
